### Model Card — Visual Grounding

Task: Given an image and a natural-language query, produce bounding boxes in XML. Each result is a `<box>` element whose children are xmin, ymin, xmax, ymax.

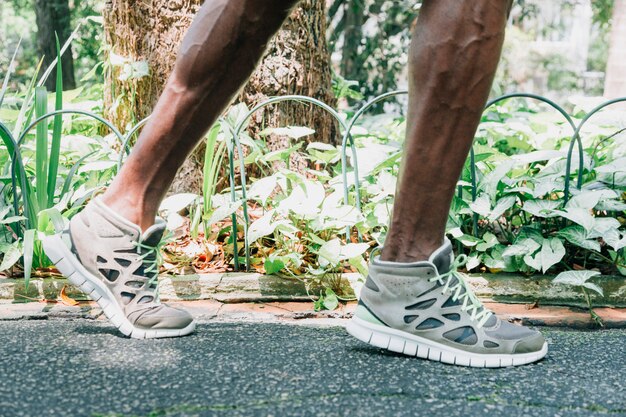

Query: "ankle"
<box><xmin>380</xmin><ymin>249</ymin><xmax>432</xmax><ymax>263</ymax></box>
<box><xmin>100</xmin><ymin>193</ymin><xmax>155</xmax><ymax>232</ymax></box>
<box><xmin>380</xmin><ymin>238</ymin><xmax>444</xmax><ymax>263</ymax></box>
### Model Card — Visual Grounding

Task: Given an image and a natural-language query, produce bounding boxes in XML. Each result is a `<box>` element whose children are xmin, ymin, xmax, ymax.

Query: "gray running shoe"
<box><xmin>347</xmin><ymin>238</ymin><xmax>547</xmax><ymax>367</ymax></box>
<box><xmin>43</xmin><ymin>197</ymin><xmax>195</xmax><ymax>339</ymax></box>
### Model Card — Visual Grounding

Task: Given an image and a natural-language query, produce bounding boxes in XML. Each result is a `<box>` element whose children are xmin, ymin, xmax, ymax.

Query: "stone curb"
<box><xmin>1</xmin><ymin>272</ymin><xmax>625</xmax><ymax>308</ymax></box>
<box><xmin>1</xmin><ymin>300</ymin><xmax>624</xmax><ymax>329</ymax></box>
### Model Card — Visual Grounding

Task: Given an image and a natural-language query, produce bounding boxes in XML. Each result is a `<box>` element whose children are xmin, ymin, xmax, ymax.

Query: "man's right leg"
<box><xmin>43</xmin><ymin>0</ymin><xmax>299</xmax><ymax>339</ymax></box>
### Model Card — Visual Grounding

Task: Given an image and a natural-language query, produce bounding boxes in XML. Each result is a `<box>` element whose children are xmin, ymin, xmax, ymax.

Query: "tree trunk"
<box><xmin>103</xmin><ymin>1</ymin><xmax>336</xmax><ymax>194</ymax></box>
<box><xmin>102</xmin><ymin>0</ymin><xmax>203</xmax><ymax>129</ymax></box>
<box><xmin>238</xmin><ymin>0</ymin><xmax>337</xmax><ymax>175</ymax></box>
<box><xmin>340</xmin><ymin>0</ymin><xmax>366</xmax><ymax>82</ymax></box>
<box><xmin>103</xmin><ymin>0</ymin><xmax>205</xmax><ymax>193</ymax></box>
<box><xmin>604</xmin><ymin>0</ymin><xmax>626</xmax><ymax>98</ymax></box>
<box><xmin>34</xmin><ymin>0</ymin><xmax>76</xmax><ymax>91</ymax></box>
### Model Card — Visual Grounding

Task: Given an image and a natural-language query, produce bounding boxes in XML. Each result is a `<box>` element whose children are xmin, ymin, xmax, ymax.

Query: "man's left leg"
<box><xmin>103</xmin><ymin>0</ymin><xmax>300</xmax><ymax>231</ymax></box>
<box><xmin>347</xmin><ymin>0</ymin><xmax>547</xmax><ymax>367</ymax></box>
<box><xmin>43</xmin><ymin>0</ymin><xmax>300</xmax><ymax>339</ymax></box>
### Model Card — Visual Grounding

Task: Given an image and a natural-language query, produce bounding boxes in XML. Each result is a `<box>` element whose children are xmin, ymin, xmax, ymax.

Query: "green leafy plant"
<box><xmin>201</xmin><ymin>123</ymin><xmax>228</xmax><ymax>238</ymax></box>
<box><xmin>0</xmin><ymin>38</ymin><xmax>68</xmax><ymax>284</ymax></box>
<box><xmin>553</xmin><ymin>270</ymin><xmax>605</xmax><ymax>326</ymax></box>
<box><xmin>157</xmin><ymin>98</ymin><xmax>625</xmax><ymax>310</ymax></box>
<box><xmin>2</xmin><ymin>38</ymin><xmax>625</xmax><ymax>317</ymax></box>
<box><xmin>0</xmin><ymin>32</ymin><xmax>117</xmax><ymax>285</ymax></box>
<box><xmin>314</xmin><ymin>287</ymin><xmax>339</xmax><ymax>312</ymax></box>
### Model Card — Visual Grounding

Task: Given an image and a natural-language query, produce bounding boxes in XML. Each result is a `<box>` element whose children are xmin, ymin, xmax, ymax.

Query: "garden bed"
<box><xmin>1</xmin><ymin>75</ymin><xmax>625</xmax><ymax>316</ymax></box>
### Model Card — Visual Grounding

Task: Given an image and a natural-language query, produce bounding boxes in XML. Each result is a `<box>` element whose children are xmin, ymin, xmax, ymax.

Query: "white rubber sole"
<box><xmin>346</xmin><ymin>316</ymin><xmax>548</xmax><ymax>368</ymax></box>
<box><xmin>43</xmin><ymin>234</ymin><xmax>196</xmax><ymax>339</ymax></box>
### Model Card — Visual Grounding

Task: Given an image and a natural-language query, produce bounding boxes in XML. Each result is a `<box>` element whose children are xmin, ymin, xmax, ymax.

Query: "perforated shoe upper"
<box><xmin>67</xmin><ymin>198</ymin><xmax>193</xmax><ymax>330</ymax></box>
<box><xmin>359</xmin><ymin>239</ymin><xmax>545</xmax><ymax>355</ymax></box>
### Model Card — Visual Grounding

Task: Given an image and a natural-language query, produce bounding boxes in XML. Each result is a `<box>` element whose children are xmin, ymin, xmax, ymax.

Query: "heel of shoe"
<box><xmin>354</xmin><ymin>302</ymin><xmax>386</xmax><ymax>326</ymax></box>
<box><xmin>42</xmin><ymin>234</ymin><xmax>87</xmax><ymax>290</ymax></box>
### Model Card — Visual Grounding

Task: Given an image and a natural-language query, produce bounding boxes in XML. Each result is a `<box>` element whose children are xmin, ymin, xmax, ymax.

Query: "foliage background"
<box><xmin>0</xmin><ymin>0</ymin><xmax>624</xmax><ymax>302</ymax></box>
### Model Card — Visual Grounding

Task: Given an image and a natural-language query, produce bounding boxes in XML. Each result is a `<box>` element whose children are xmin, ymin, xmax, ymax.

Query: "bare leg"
<box><xmin>381</xmin><ymin>0</ymin><xmax>511</xmax><ymax>262</ymax></box>
<box><xmin>102</xmin><ymin>0</ymin><xmax>299</xmax><ymax>231</ymax></box>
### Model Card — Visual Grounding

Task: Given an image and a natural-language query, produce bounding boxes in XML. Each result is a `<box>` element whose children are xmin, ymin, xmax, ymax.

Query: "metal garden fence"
<box><xmin>1</xmin><ymin>92</ymin><xmax>625</xmax><ymax>271</ymax></box>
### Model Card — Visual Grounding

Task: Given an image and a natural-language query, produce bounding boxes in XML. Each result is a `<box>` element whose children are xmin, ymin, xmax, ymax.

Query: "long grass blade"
<box><xmin>203</xmin><ymin>124</ymin><xmax>221</xmax><ymax>213</ymax></box>
<box><xmin>34</xmin><ymin>87</ymin><xmax>49</xmax><ymax>213</ymax></box>
<box><xmin>22</xmin><ymin>229</ymin><xmax>35</xmax><ymax>289</ymax></box>
<box><xmin>37</xmin><ymin>22</ymin><xmax>82</xmax><ymax>88</ymax></box>
<box><xmin>203</xmin><ymin>125</ymin><xmax>219</xmax><ymax>237</ymax></box>
<box><xmin>203</xmin><ymin>125</ymin><xmax>228</xmax><ymax>237</ymax></box>
<box><xmin>0</xmin><ymin>125</ymin><xmax>18</xmax><ymax>170</ymax></box>
<box><xmin>1</xmin><ymin>122</ymin><xmax>36</xmax><ymax>232</ymax></box>
<box><xmin>204</xmin><ymin>140</ymin><xmax>226</xmax><ymax>238</ymax></box>
<box><xmin>211</xmin><ymin>142</ymin><xmax>226</xmax><ymax>193</ymax></box>
<box><xmin>13</xmin><ymin>57</ymin><xmax>44</xmax><ymax>137</ymax></box>
<box><xmin>0</xmin><ymin>37</ymin><xmax>22</xmax><ymax>109</ymax></box>
<box><xmin>39</xmin><ymin>207</ymin><xmax>66</xmax><ymax>233</ymax></box>
<box><xmin>47</xmin><ymin>35</ymin><xmax>64</xmax><ymax>207</ymax></box>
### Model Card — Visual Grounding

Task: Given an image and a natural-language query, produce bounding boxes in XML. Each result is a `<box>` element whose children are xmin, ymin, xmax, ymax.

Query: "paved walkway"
<box><xmin>1</xmin><ymin>318</ymin><xmax>625</xmax><ymax>416</ymax></box>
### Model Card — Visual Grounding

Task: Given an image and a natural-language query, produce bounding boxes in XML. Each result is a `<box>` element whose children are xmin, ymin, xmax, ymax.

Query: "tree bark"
<box><xmin>103</xmin><ymin>0</ymin><xmax>203</xmax><ymax>129</ymax></box>
<box><xmin>34</xmin><ymin>0</ymin><xmax>76</xmax><ymax>91</ymax></box>
<box><xmin>604</xmin><ymin>0</ymin><xmax>626</xmax><ymax>98</ymax></box>
<box><xmin>103</xmin><ymin>0</ymin><xmax>205</xmax><ymax>192</ymax></box>
<box><xmin>238</xmin><ymin>0</ymin><xmax>337</xmax><ymax>175</ymax></box>
<box><xmin>103</xmin><ymin>1</ymin><xmax>336</xmax><ymax>194</ymax></box>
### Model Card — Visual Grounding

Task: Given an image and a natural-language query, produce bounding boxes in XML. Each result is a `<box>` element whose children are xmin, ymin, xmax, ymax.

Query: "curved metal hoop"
<box><xmin>17</xmin><ymin>109</ymin><xmax>126</xmax><ymax>148</ymax></box>
<box><xmin>9</xmin><ymin>110</ymin><xmax>126</xmax><ymax>231</ymax></box>
<box><xmin>484</xmin><ymin>92</ymin><xmax>582</xmax><ymax>206</ymax></box>
<box><xmin>340</xmin><ymin>90</ymin><xmax>408</xmax><ymax>238</ymax></box>
<box><xmin>117</xmin><ymin>116</ymin><xmax>151</xmax><ymax>170</ymax></box>
<box><xmin>231</xmin><ymin>95</ymin><xmax>349</xmax><ymax>271</ymax></box>
<box><xmin>484</xmin><ymin>92</ymin><xmax>577</xmax><ymax>129</ymax></box>
<box><xmin>563</xmin><ymin>97</ymin><xmax>626</xmax><ymax>203</ymax></box>
<box><xmin>338</xmin><ymin>91</ymin><xmax>582</xmax><ymax>239</ymax></box>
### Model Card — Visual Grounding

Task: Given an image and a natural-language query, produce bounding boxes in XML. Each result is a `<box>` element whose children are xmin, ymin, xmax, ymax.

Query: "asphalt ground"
<box><xmin>0</xmin><ymin>319</ymin><xmax>624</xmax><ymax>417</ymax></box>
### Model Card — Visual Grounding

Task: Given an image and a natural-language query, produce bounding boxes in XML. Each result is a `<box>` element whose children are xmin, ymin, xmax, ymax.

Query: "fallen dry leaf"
<box><xmin>59</xmin><ymin>285</ymin><xmax>79</xmax><ymax>306</ymax></box>
<box><xmin>525</xmin><ymin>301</ymin><xmax>539</xmax><ymax>310</ymax></box>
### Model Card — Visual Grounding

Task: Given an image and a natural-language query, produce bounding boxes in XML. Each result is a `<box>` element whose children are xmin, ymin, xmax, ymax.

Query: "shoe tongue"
<box><xmin>428</xmin><ymin>238</ymin><xmax>453</xmax><ymax>274</ymax></box>
<box><xmin>141</xmin><ymin>218</ymin><xmax>167</xmax><ymax>247</ymax></box>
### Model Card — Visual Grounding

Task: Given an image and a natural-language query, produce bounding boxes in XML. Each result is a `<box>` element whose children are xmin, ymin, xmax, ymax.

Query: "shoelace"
<box><xmin>428</xmin><ymin>254</ymin><xmax>494</xmax><ymax>328</ymax></box>
<box><xmin>134</xmin><ymin>236</ymin><xmax>169</xmax><ymax>290</ymax></box>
